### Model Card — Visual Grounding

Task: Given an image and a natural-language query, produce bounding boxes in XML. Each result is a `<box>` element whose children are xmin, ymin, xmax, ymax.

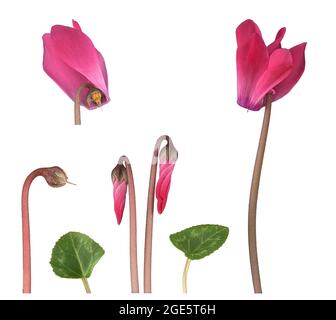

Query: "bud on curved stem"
<box><xmin>144</xmin><ymin>135</ymin><xmax>178</xmax><ymax>293</ymax></box>
<box><xmin>21</xmin><ymin>166</ymin><xmax>73</xmax><ymax>293</ymax></box>
<box><xmin>112</xmin><ymin>156</ymin><xmax>139</xmax><ymax>293</ymax></box>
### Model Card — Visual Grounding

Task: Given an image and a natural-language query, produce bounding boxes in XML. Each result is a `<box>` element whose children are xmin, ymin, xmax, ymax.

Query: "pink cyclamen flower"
<box><xmin>156</xmin><ymin>162</ymin><xmax>175</xmax><ymax>214</ymax></box>
<box><xmin>43</xmin><ymin>20</ymin><xmax>110</xmax><ymax>110</ymax></box>
<box><xmin>236</xmin><ymin>19</ymin><xmax>306</xmax><ymax>111</ymax></box>
<box><xmin>112</xmin><ymin>164</ymin><xmax>128</xmax><ymax>225</ymax></box>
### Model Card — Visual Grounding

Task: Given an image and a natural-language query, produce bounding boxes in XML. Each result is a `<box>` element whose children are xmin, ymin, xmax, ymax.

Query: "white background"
<box><xmin>0</xmin><ymin>0</ymin><xmax>334</xmax><ymax>300</ymax></box>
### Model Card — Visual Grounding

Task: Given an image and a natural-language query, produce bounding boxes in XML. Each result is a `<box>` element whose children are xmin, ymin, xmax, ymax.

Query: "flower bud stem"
<box><xmin>22</xmin><ymin>169</ymin><xmax>42</xmax><ymax>294</ymax></box>
<box><xmin>22</xmin><ymin>167</ymin><xmax>70</xmax><ymax>293</ymax></box>
<box><xmin>119</xmin><ymin>156</ymin><xmax>139</xmax><ymax>293</ymax></box>
<box><xmin>248</xmin><ymin>93</ymin><xmax>272</xmax><ymax>294</ymax></box>
<box><xmin>144</xmin><ymin>135</ymin><xmax>170</xmax><ymax>293</ymax></box>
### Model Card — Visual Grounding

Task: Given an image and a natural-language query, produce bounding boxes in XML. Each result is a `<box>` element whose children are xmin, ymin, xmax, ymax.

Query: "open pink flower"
<box><xmin>156</xmin><ymin>162</ymin><xmax>175</xmax><ymax>214</ymax></box>
<box><xmin>236</xmin><ymin>19</ymin><xmax>306</xmax><ymax>111</ymax></box>
<box><xmin>112</xmin><ymin>164</ymin><xmax>128</xmax><ymax>225</ymax></box>
<box><xmin>43</xmin><ymin>20</ymin><xmax>110</xmax><ymax>110</ymax></box>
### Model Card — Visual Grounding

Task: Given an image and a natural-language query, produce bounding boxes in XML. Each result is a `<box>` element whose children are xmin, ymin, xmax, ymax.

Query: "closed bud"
<box><xmin>111</xmin><ymin>164</ymin><xmax>128</xmax><ymax>225</ymax></box>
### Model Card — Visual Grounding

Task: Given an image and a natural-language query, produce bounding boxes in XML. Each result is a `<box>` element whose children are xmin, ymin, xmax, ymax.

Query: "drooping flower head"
<box><xmin>156</xmin><ymin>140</ymin><xmax>178</xmax><ymax>214</ymax></box>
<box><xmin>43</xmin><ymin>20</ymin><xmax>110</xmax><ymax>110</ymax></box>
<box><xmin>112</xmin><ymin>164</ymin><xmax>128</xmax><ymax>225</ymax></box>
<box><xmin>236</xmin><ymin>19</ymin><xmax>306</xmax><ymax>111</ymax></box>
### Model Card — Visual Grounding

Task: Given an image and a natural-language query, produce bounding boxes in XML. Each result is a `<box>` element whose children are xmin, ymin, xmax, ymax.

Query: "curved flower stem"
<box><xmin>22</xmin><ymin>167</ymin><xmax>70</xmax><ymax>293</ymax></box>
<box><xmin>119</xmin><ymin>156</ymin><xmax>139</xmax><ymax>293</ymax></box>
<box><xmin>81</xmin><ymin>277</ymin><xmax>91</xmax><ymax>293</ymax></box>
<box><xmin>182</xmin><ymin>258</ymin><xmax>191</xmax><ymax>294</ymax></box>
<box><xmin>22</xmin><ymin>169</ymin><xmax>41</xmax><ymax>294</ymax></box>
<box><xmin>74</xmin><ymin>83</ymin><xmax>90</xmax><ymax>125</ymax></box>
<box><xmin>144</xmin><ymin>135</ymin><xmax>170</xmax><ymax>293</ymax></box>
<box><xmin>248</xmin><ymin>94</ymin><xmax>272</xmax><ymax>294</ymax></box>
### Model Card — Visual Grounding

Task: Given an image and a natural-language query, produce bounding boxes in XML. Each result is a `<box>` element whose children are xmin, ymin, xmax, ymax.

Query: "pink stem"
<box><xmin>144</xmin><ymin>135</ymin><xmax>169</xmax><ymax>293</ymax></box>
<box><xmin>119</xmin><ymin>156</ymin><xmax>139</xmax><ymax>293</ymax></box>
<box><xmin>74</xmin><ymin>83</ymin><xmax>90</xmax><ymax>125</ymax></box>
<box><xmin>143</xmin><ymin>164</ymin><xmax>157</xmax><ymax>293</ymax></box>
<box><xmin>21</xmin><ymin>168</ymin><xmax>44</xmax><ymax>293</ymax></box>
<box><xmin>248</xmin><ymin>94</ymin><xmax>272</xmax><ymax>294</ymax></box>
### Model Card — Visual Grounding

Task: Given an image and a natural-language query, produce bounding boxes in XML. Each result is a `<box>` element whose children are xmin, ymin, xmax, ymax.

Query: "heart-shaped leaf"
<box><xmin>50</xmin><ymin>231</ymin><xmax>105</xmax><ymax>278</ymax></box>
<box><xmin>170</xmin><ymin>224</ymin><xmax>229</xmax><ymax>260</ymax></box>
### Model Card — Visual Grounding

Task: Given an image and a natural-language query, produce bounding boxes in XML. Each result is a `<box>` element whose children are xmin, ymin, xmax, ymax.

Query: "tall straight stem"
<box><xmin>248</xmin><ymin>94</ymin><xmax>272</xmax><ymax>294</ymax></box>
<box><xmin>122</xmin><ymin>158</ymin><xmax>139</xmax><ymax>293</ymax></box>
<box><xmin>143</xmin><ymin>164</ymin><xmax>158</xmax><ymax>293</ymax></box>
<box><xmin>144</xmin><ymin>135</ymin><xmax>168</xmax><ymax>293</ymax></box>
<box><xmin>182</xmin><ymin>258</ymin><xmax>191</xmax><ymax>294</ymax></box>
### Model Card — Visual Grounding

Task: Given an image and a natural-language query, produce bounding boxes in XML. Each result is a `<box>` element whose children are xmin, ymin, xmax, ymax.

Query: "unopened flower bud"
<box><xmin>159</xmin><ymin>141</ymin><xmax>178</xmax><ymax>164</ymax></box>
<box><xmin>156</xmin><ymin>140</ymin><xmax>178</xmax><ymax>214</ymax></box>
<box><xmin>111</xmin><ymin>164</ymin><xmax>128</xmax><ymax>225</ymax></box>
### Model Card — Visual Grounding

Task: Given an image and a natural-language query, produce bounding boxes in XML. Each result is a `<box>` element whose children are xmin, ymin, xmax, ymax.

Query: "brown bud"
<box><xmin>159</xmin><ymin>140</ymin><xmax>178</xmax><ymax>163</ymax></box>
<box><xmin>111</xmin><ymin>164</ymin><xmax>128</xmax><ymax>184</ymax></box>
<box><xmin>45</xmin><ymin>166</ymin><xmax>69</xmax><ymax>188</ymax></box>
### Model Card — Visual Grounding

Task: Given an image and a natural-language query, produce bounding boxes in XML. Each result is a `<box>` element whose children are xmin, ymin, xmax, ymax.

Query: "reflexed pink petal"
<box><xmin>72</xmin><ymin>19</ymin><xmax>82</xmax><ymax>31</ymax></box>
<box><xmin>113</xmin><ymin>181</ymin><xmax>127</xmax><ymax>225</ymax></box>
<box><xmin>42</xmin><ymin>34</ymin><xmax>90</xmax><ymax>105</ymax></box>
<box><xmin>249</xmin><ymin>49</ymin><xmax>293</xmax><ymax>108</ymax></box>
<box><xmin>272</xmin><ymin>43</ymin><xmax>307</xmax><ymax>101</ymax></box>
<box><xmin>237</xmin><ymin>33</ymin><xmax>269</xmax><ymax>110</ymax></box>
<box><xmin>50</xmin><ymin>25</ymin><xmax>109</xmax><ymax>102</ymax></box>
<box><xmin>156</xmin><ymin>163</ymin><xmax>175</xmax><ymax>214</ymax></box>
<box><xmin>236</xmin><ymin>19</ymin><xmax>262</xmax><ymax>47</ymax></box>
<box><xmin>267</xmin><ymin>27</ymin><xmax>286</xmax><ymax>54</ymax></box>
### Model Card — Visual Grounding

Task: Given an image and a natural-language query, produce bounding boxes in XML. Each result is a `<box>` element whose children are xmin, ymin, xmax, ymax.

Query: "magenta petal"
<box><xmin>267</xmin><ymin>27</ymin><xmax>286</xmax><ymax>54</ymax></box>
<box><xmin>113</xmin><ymin>181</ymin><xmax>127</xmax><ymax>225</ymax></box>
<box><xmin>272</xmin><ymin>43</ymin><xmax>307</xmax><ymax>101</ymax></box>
<box><xmin>72</xmin><ymin>20</ymin><xmax>107</xmax><ymax>86</ymax></box>
<box><xmin>156</xmin><ymin>163</ymin><xmax>175</xmax><ymax>214</ymax></box>
<box><xmin>50</xmin><ymin>25</ymin><xmax>109</xmax><ymax>101</ymax></box>
<box><xmin>237</xmin><ymin>33</ymin><xmax>269</xmax><ymax>110</ymax></box>
<box><xmin>97</xmin><ymin>50</ymin><xmax>109</xmax><ymax>87</ymax></box>
<box><xmin>72</xmin><ymin>20</ymin><xmax>82</xmax><ymax>31</ymax></box>
<box><xmin>250</xmin><ymin>49</ymin><xmax>293</xmax><ymax>108</ymax></box>
<box><xmin>43</xmin><ymin>34</ymin><xmax>90</xmax><ymax>104</ymax></box>
<box><xmin>236</xmin><ymin>19</ymin><xmax>262</xmax><ymax>47</ymax></box>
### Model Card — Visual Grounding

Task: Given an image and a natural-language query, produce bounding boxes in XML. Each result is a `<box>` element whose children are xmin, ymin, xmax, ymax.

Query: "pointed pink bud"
<box><xmin>113</xmin><ymin>181</ymin><xmax>127</xmax><ymax>225</ymax></box>
<box><xmin>156</xmin><ymin>163</ymin><xmax>175</xmax><ymax>214</ymax></box>
<box><xmin>111</xmin><ymin>164</ymin><xmax>128</xmax><ymax>225</ymax></box>
<box><xmin>155</xmin><ymin>141</ymin><xmax>178</xmax><ymax>214</ymax></box>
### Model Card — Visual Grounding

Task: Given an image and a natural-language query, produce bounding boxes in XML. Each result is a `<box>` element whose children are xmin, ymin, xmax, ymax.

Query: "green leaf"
<box><xmin>50</xmin><ymin>232</ymin><xmax>105</xmax><ymax>279</ymax></box>
<box><xmin>169</xmin><ymin>224</ymin><xmax>229</xmax><ymax>260</ymax></box>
